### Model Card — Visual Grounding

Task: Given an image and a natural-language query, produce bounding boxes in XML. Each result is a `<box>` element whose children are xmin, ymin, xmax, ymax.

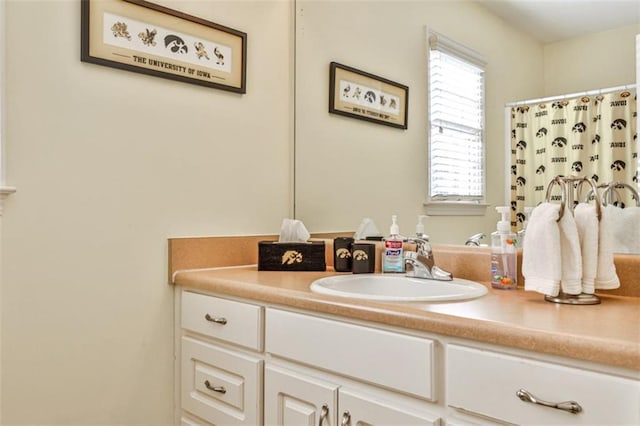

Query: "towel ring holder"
<box><xmin>601</xmin><ymin>182</ymin><xmax>640</xmax><ymax>207</ymax></box>
<box><xmin>545</xmin><ymin>175</ymin><xmax>602</xmax><ymax>221</ymax></box>
<box><xmin>573</xmin><ymin>176</ymin><xmax>602</xmax><ymax>221</ymax></box>
<box><xmin>545</xmin><ymin>176</ymin><xmax>602</xmax><ymax>221</ymax></box>
<box><xmin>584</xmin><ymin>183</ymin><xmax>611</xmax><ymax>205</ymax></box>
<box><xmin>544</xmin><ymin>176</ymin><xmax>566</xmax><ymax>221</ymax></box>
<box><xmin>543</xmin><ymin>175</ymin><xmax>602</xmax><ymax>305</ymax></box>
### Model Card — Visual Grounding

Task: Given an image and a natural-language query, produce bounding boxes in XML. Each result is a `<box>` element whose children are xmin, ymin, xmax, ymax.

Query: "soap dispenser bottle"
<box><xmin>415</xmin><ymin>215</ymin><xmax>429</xmax><ymax>239</ymax></box>
<box><xmin>382</xmin><ymin>215</ymin><xmax>404</xmax><ymax>273</ymax></box>
<box><xmin>491</xmin><ymin>206</ymin><xmax>517</xmax><ymax>290</ymax></box>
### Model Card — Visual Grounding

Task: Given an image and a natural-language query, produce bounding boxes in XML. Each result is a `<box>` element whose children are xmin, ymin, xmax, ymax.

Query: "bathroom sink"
<box><xmin>309</xmin><ymin>274</ymin><xmax>488</xmax><ymax>302</ymax></box>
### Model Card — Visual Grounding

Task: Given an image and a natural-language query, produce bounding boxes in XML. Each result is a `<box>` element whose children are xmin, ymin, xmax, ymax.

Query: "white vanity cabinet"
<box><xmin>175</xmin><ymin>288</ymin><xmax>639</xmax><ymax>426</ymax></box>
<box><xmin>264</xmin><ymin>308</ymin><xmax>436</xmax><ymax>400</ymax></box>
<box><xmin>264</xmin><ymin>308</ymin><xmax>441</xmax><ymax>425</ymax></box>
<box><xmin>177</xmin><ymin>290</ymin><xmax>264</xmax><ymax>425</ymax></box>
<box><xmin>264</xmin><ymin>363</ymin><xmax>439</xmax><ymax>425</ymax></box>
<box><xmin>447</xmin><ymin>344</ymin><xmax>640</xmax><ymax>425</ymax></box>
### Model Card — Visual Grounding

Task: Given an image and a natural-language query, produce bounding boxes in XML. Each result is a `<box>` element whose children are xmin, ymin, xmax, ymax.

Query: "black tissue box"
<box><xmin>258</xmin><ymin>241</ymin><xmax>326</xmax><ymax>271</ymax></box>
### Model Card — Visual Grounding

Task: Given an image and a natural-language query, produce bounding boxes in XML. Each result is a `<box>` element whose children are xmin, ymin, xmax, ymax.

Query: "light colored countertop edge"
<box><xmin>173</xmin><ymin>266</ymin><xmax>640</xmax><ymax>372</ymax></box>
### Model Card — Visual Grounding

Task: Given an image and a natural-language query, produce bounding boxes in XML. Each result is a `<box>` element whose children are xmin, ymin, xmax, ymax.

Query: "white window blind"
<box><xmin>428</xmin><ymin>31</ymin><xmax>485</xmax><ymax>203</ymax></box>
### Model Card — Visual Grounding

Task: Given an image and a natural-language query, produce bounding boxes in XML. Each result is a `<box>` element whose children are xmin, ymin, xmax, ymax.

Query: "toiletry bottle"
<box><xmin>415</xmin><ymin>215</ymin><xmax>428</xmax><ymax>239</ymax></box>
<box><xmin>491</xmin><ymin>207</ymin><xmax>517</xmax><ymax>290</ymax></box>
<box><xmin>382</xmin><ymin>215</ymin><xmax>404</xmax><ymax>273</ymax></box>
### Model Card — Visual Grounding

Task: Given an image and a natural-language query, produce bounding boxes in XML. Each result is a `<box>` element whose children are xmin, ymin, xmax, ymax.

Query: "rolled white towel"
<box><xmin>574</xmin><ymin>203</ymin><xmax>599</xmax><ymax>294</ymax></box>
<box><xmin>523</xmin><ymin>203</ymin><xmax>562</xmax><ymax>296</ymax></box>
<box><xmin>558</xmin><ymin>206</ymin><xmax>582</xmax><ymax>295</ymax></box>
<box><xmin>595</xmin><ymin>206</ymin><xmax>620</xmax><ymax>290</ymax></box>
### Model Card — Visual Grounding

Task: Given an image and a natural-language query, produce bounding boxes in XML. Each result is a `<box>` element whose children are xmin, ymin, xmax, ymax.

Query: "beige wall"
<box><xmin>543</xmin><ymin>24</ymin><xmax>639</xmax><ymax>95</ymax></box>
<box><xmin>294</xmin><ymin>0</ymin><xmax>544</xmax><ymax>243</ymax></box>
<box><xmin>0</xmin><ymin>0</ymin><xmax>636</xmax><ymax>423</ymax></box>
<box><xmin>1</xmin><ymin>0</ymin><xmax>292</xmax><ymax>424</ymax></box>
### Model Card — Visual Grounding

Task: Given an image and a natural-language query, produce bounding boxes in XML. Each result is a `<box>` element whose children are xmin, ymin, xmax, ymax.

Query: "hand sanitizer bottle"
<box><xmin>491</xmin><ymin>206</ymin><xmax>517</xmax><ymax>290</ymax></box>
<box><xmin>415</xmin><ymin>215</ymin><xmax>428</xmax><ymax>239</ymax></box>
<box><xmin>382</xmin><ymin>215</ymin><xmax>404</xmax><ymax>273</ymax></box>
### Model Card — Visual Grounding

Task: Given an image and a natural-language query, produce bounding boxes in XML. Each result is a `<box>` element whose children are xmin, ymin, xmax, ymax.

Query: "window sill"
<box><xmin>423</xmin><ymin>201</ymin><xmax>489</xmax><ymax>216</ymax></box>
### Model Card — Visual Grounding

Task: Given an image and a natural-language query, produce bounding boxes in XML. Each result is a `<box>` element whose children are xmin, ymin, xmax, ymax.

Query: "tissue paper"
<box><xmin>279</xmin><ymin>218</ymin><xmax>310</xmax><ymax>243</ymax></box>
<box><xmin>354</xmin><ymin>218</ymin><xmax>381</xmax><ymax>240</ymax></box>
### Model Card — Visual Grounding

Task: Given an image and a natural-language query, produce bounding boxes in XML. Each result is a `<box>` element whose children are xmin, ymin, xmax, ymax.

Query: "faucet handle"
<box><xmin>465</xmin><ymin>233</ymin><xmax>486</xmax><ymax>246</ymax></box>
<box><xmin>408</xmin><ymin>237</ymin><xmax>431</xmax><ymax>257</ymax></box>
<box><xmin>405</xmin><ymin>251</ymin><xmax>418</xmax><ymax>260</ymax></box>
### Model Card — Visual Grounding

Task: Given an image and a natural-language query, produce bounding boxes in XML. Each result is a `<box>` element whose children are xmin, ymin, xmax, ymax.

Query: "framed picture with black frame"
<box><xmin>81</xmin><ymin>0</ymin><xmax>247</xmax><ymax>93</ymax></box>
<box><xmin>329</xmin><ymin>62</ymin><xmax>408</xmax><ymax>129</ymax></box>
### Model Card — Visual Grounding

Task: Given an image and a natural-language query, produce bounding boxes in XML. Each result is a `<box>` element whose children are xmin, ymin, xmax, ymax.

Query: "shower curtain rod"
<box><xmin>505</xmin><ymin>83</ymin><xmax>636</xmax><ymax>107</ymax></box>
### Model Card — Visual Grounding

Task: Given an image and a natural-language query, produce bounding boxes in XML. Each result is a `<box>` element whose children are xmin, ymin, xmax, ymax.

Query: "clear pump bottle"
<box><xmin>415</xmin><ymin>215</ymin><xmax>428</xmax><ymax>239</ymax></box>
<box><xmin>491</xmin><ymin>206</ymin><xmax>517</xmax><ymax>290</ymax></box>
<box><xmin>382</xmin><ymin>215</ymin><xmax>404</xmax><ymax>273</ymax></box>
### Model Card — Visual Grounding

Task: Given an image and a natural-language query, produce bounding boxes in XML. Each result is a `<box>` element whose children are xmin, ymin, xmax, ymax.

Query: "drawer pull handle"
<box><xmin>341</xmin><ymin>411</ymin><xmax>351</xmax><ymax>426</ymax></box>
<box><xmin>319</xmin><ymin>404</ymin><xmax>329</xmax><ymax>426</ymax></box>
<box><xmin>204</xmin><ymin>314</ymin><xmax>228</xmax><ymax>325</ymax></box>
<box><xmin>516</xmin><ymin>389</ymin><xmax>582</xmax><ymax>414</ymax></box>
<box><xmin>204</xmin><ymin>380</ymin><xmax>226</xmax><ymax>394</ymax></box>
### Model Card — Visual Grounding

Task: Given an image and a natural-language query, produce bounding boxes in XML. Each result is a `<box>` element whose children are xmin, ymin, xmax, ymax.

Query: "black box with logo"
<box><xmin>258</xmin><ymin>241</ymin><xmax>326</xmax><ymax>271</ymax></box>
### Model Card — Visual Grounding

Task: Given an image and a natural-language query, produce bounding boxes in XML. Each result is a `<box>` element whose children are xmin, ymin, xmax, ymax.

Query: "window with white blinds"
<box><xmin>427</xmin><ymin>30</ymin><xmax>486</xmax><ymax>205</ymax></box>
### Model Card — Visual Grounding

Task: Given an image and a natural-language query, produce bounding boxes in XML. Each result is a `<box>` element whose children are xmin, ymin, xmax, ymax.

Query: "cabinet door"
<box><xmin>340</xmin><ymin>387</ymin><xmax>440</xmax><ymax>426</ymax></box>
<box><xmin>265</xmin><ymin>364</ymin><xmax>339</xmax><ymax>426</ymax></box>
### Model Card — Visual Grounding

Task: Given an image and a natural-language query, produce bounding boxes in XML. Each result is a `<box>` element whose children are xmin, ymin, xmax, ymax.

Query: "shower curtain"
<box><xmin>510</xmin><ymin>89</ymin><xmax>637</xmax><ymax>230</ymax></box>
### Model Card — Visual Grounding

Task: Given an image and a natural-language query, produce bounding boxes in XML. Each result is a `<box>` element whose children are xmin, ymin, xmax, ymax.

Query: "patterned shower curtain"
<box><xmin>510</xmin><ymin>90</ymin><xmax>637</xmax><ymax>230</ymax></box>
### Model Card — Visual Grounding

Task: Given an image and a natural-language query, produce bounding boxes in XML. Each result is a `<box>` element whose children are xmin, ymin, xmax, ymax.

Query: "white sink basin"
<box><xmin>310</xmin><ymin>274</ymin><xmax>488</xmax><ymax>302</ymax></box>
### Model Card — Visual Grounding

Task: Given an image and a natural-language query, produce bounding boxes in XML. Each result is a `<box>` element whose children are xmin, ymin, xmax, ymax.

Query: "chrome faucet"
<box><xmin>404</xmin><ymin>237</ymin><xmax>453</xmax><ymax>281</ymax></box>
<box><xmin>465</xmin><ymin>232</ymin><xmax>485</xmax><ymax>247</ymax></box>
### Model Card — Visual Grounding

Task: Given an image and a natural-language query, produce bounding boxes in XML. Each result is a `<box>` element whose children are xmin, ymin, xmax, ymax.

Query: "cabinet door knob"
<box><xmin>341</xmin><ymin>411</ymin><xmax>351</xmax><ymax>426</ymax></box>
<box><xmin>204</xmin><ymin>380</ymin><xmax>227</xmax><ymax>394</ymax></box>
<box><xmin>204</xmin><ymin>313</ymin><xmax>228</xmax><ymax>325</ymax></box>
<box><xmin>516</xmin><ymin>388</ymin><xmax>582</xmax><ymax>414</ymax></box>
<box><xmin>319</xmin><ymin>404</ymin><xmax>329</xmax><ymax>426</ymax></box>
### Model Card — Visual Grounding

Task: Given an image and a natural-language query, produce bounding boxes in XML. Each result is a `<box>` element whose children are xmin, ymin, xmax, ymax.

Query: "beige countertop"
<box><xmin>173</xmin><ymin>265</ymin><xmax>640</xmax><ymax>372</ymax></box>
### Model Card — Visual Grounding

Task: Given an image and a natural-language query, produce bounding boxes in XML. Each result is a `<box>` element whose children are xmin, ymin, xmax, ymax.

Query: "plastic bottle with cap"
<box><xmin>415</xmin><ymin>215</ymin><xmax>429</xmax><ymax>239</ymax></box>
<box><xmin>382</xmin><ymin>215</ymin><xmax>404</xmax><ymax>273</ymax></box>
<box><xmin>491</xmin><ymin>206</ymin><xmax>517</xmax><ymax>289</ymax></box>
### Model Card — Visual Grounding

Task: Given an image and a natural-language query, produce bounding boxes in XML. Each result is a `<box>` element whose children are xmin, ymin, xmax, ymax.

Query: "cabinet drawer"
<box><xmin>181</xmin><ymin>291</ymin><xmax>263</xmax><ymax>351</ymax></box>
<box><xmin>265</xmin><ymin>308</ymin><xmax>435</xmax><ymax>400</ymax></box>
<box><xmin>181</xmin><ymin>337</ymin><xmax>262</xmax><ymax>425</ymax></box>
<box><xmin>447</xmin><ymin>344</ymin><xmax>640</xmax><ymax>425</ymax></box>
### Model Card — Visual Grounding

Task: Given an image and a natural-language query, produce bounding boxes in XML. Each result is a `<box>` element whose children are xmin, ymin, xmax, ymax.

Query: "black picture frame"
<box><xmin>329</xmin><ymin>62</ymin><xmax>408</xmax><ymax>129</ymax></box>
<box><xmin>81</xmin><ymin>0</ymin><xmax>247</xmax><ymax>94</ymax></box>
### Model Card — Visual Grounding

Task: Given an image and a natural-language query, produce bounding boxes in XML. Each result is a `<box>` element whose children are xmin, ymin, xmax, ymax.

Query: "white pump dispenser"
<box><xmin>495</xmin><ymin>206</ymin><xmax>511</xmax><ymax>233</ymax></box>
<box><xmin>415</xmin><ymin>215</ymin><xmax>429</xmax><ymax>238</ymax></box>
<box><xmin>382</xmin><ymin>215</ymin><xmax>404</xmax><ymax>273</ymax></box>
<box><xmin>390</xmin><ymin>215</ymin><xmax>400</xmax><ymax>236</ymax></box>
<box><xmin>491</xmin><ymin>206</ymin><xmax>517</xmax><ymax>289</ymax></box>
